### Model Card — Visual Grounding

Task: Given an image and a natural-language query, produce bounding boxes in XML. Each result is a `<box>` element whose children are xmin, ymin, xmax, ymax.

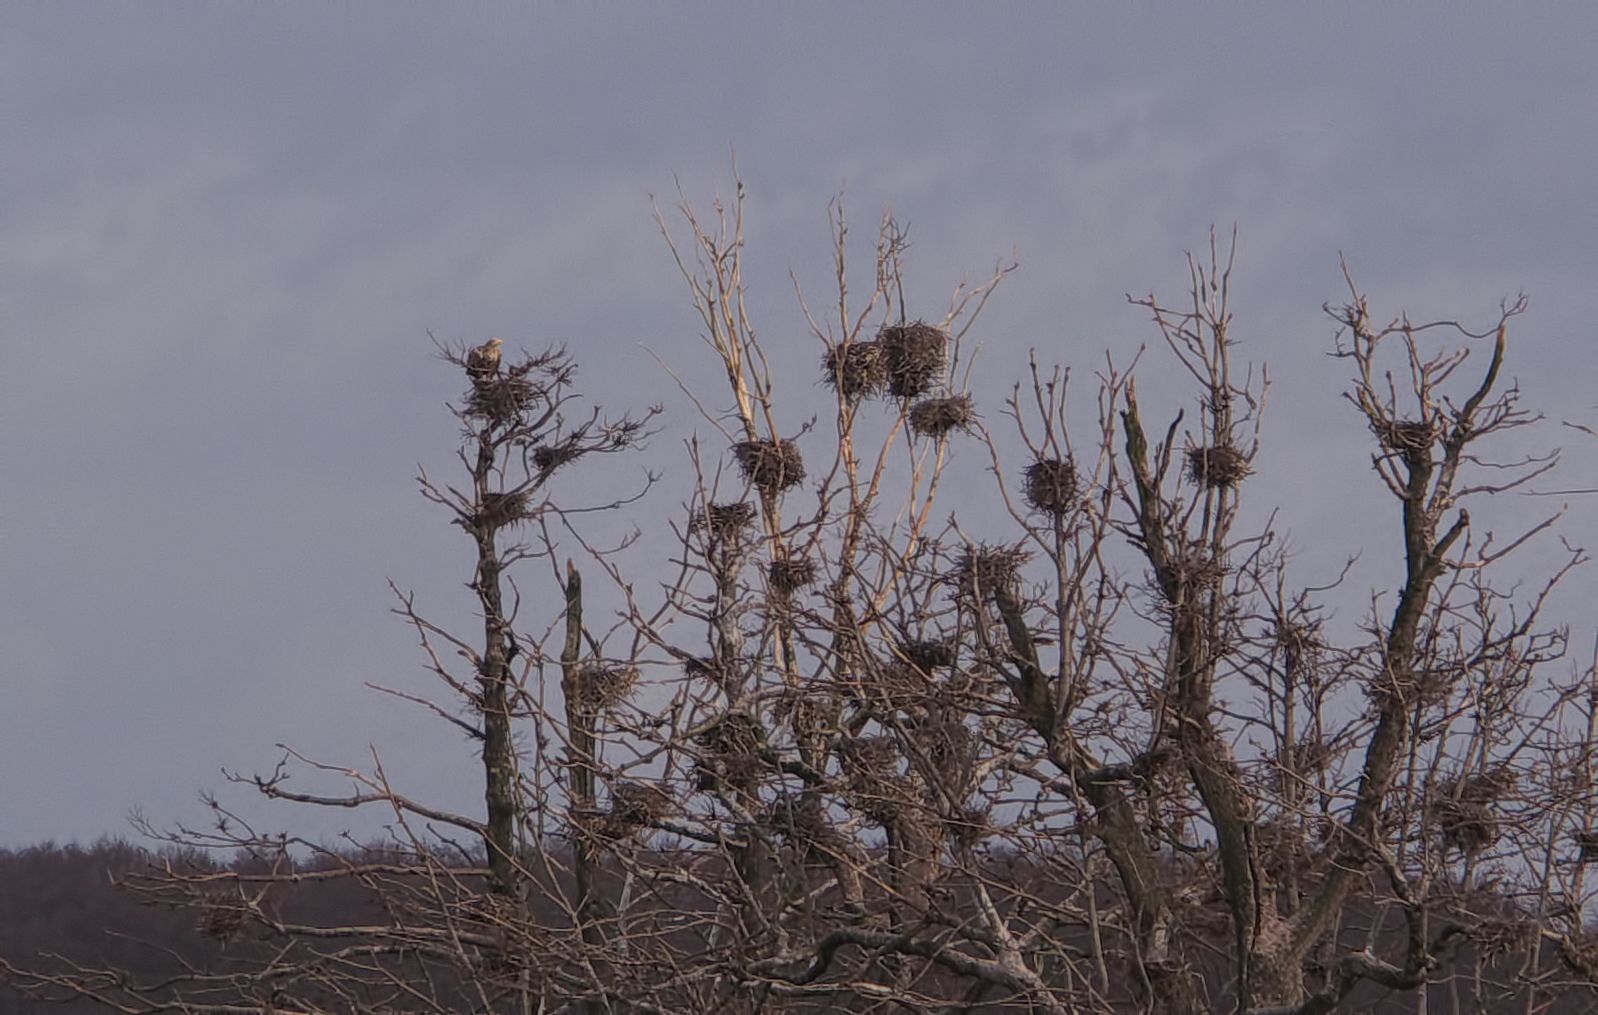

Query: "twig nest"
<box><xmin>1435</xmin><ymin>769</ymin><xmax>1515</xmax><ymax>855</ymax></box>
<box><xmin>1378</xmin><ymin>418</ymin><xmax>1435</xmax><ymax>453</ymax></box>
<box><xmin>692</xmin><ymin>501</ymin><xmax>756</xmax><ymax>540</ymax></box>
<box><xmin>732</xmin><ymin>439</ymin><xmax>806</xmax><ymax>494</ymax></box>
<box><xmin>574</xmin><ymin>662</ymin><xmax>640</xmax><ymax>712</ymax></box>
<box><xmin>197</xmin><ymin>900</ymin><xmax>248</xmax><ymax>943</ymax></box>
<box><xmin>466</xmin><ymin>362</ymin><xmax>540</xmax><ymax>422</ymax></box>
<box><xmin>879</xmin><ymin>321</ymin><xmax>949</xmax><ymax>399</ymax></box>
<box><xmin>1168</xmin><ymin>540</ymin><xmax>1225</xmax><ymax>597</ymax></box>
<box><xmin>899</xmin><ymin>639</ymin><xmax>956</xmax><ymax>672</ymax></box>
<box><xmin>1576</xmin><ymin>831</ymin><xmax>1598</xmax><ymax>863</ymax></box>
<box><xmin>839</xmin><ymin>735</ymin><xmax>901</xmax><ymax>775</ymax></box>
<box><xmin>1186</xmin><ymin>444</ymin><xmax>1251</xmax><ymax>489</ymax></box>
<box><xmin>1023</xmin><ymin>458</ymin><xmax>1078</xmax><ymax>516</ymax></box>
<box><xmin>476</xmin><ymin>491</ymin><xmax>531</xmax><ymax>529</ymax></box>
<box><xmin>768</xmin><ymin>793</ymin><xmax>839</xmax><ymax>848</ymax></box>
<box><xmin>693</xmin><ymin>711</ymin><xmax>767</xmax><ymax>791</ymax></box>
<box><xmin>954</xmin><ymin>543</ymin><xmax>1031</xmax><ymax>598</ymax></box>
<box><xmin>605</xmin><ymin>780</ymin><xmax>673</xmax><ymax>831</ymax></box>
<box><xmin>945</xmin><ymin>804</ymin><xmax>991</xmax><ymax>850</ymax></box>
<box><xmin>533</xmin><ymin>443</ymin><xmax>581</xmax><ymax>474</ymax></box>
<box><xmin>854</xmin><ymin>774</ymin><xmax>920</xmax><ymax>827</ymax></box>
<box><xmin>914</xmin><ymin>717</ymin><xmax>975</xmax><ymax>784</ymax></box>
<box><xmin>767</xmin><ymin>556</ymin><xmax>818</xmax><ymax>595</ymax></box>
<box><xmin>683</xmin><ymin>655</ymin><xmax>733</xmax><ymax>690</ymax></box>
<box><xmin>908</xmin><ymin>395</ymin><xmax>976</xmax><ymax>438</ymax></box>
<box><xmin>858</xmin><ymin>661</ymin><xmax>932</xmax><ymax>713</ymax></box>
<box><xmin>822</xmin><ymin>341</ymin><xmax>887</xmax><ymax>398</ymax></box>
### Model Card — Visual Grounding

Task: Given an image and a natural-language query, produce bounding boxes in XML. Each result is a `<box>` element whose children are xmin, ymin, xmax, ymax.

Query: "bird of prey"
<box><xmin>467</xmin><ymin>337</ymin><xmax>504</xmax><ymax>380</ymax></box>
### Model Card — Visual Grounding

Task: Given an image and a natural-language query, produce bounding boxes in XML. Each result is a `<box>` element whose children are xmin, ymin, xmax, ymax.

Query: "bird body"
<box><xmin>467</xmin><ymin>337</ymin><xmax>504</xmax><ymax>379</ymax></box>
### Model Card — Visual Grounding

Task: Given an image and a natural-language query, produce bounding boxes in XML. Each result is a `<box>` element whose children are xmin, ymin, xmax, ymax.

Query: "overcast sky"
<box><xmin>5</xmin><ymin>5</ymin><xmax>1598</xmax><ymax>848</ymax></box>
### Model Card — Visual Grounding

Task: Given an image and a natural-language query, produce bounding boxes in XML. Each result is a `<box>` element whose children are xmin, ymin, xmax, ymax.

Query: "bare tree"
<box><xmin>7</xmin><ymin>182</ymin><xmax>1598</xmax><ymax>1015</ymax></box>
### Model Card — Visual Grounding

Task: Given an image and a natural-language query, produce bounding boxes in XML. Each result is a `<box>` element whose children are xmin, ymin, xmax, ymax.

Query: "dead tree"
<box><xmin>8</xmin><ymin>186</ymin><xmax>1598</xmax><ymax>1015</ymax></box>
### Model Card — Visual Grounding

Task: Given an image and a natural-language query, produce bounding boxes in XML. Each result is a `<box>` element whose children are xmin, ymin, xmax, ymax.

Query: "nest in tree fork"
<box><xmin>954</xmin><ymin>543</ymin><xmax>1030</xmax><ymax>599</ymax></box>
<box><xmin>914</xmin><ymin>717</ymin><xmax>976</xmax><ymax>785</ymax></box>
<box><xmin>768</xmin><ymin>555</ymin><xmax>818</xmax><ymax>594</ymax></box>
<box><xmin>1377</xmin><ymin>418</ymin><xmax>1436</xmax><ymax>453</ymax></box>
<box><xmin>880</xmin><ymin>321</ymin><xmax>949</xmax><ymax>399</ymax></box>
<box><xmin>908</xmin><ymin>394</ymin><xmax>976</xmax><ymax>437</ymax></box>
<box><xmin>466</xmin><ymin>366</ymin><xmax>539</xmax><ymax>422</ymax></box>
<box><xmin>573</xmin><ymin>662</ymin><xmax>640</xmax><ymax>712</ymax></box>
<box><xmin>857</xmin><ymin>660</ymin><xmax>933</xmax><ymax>713</ymax></box>
<box><xmin>840</xmin><ymin>734</ymin><xmax>901</xmax><ymax>775</ymax></box>
<box><xmin>476</xmin><ymin>490</ymin><xmax>531</xmax><ymax>529</ymax></box>
<box><xmin>1436</xmin><ymin>769</ymin><xmax>1516</xmax><ymax>856</ymax></box>
<box><xmin>603</xmin><ymin>780</ymin><xmax>673</xmax><ymax>833</ymax></box>
<box><xmin>533</xmin><ymin>443</ymin><xmax>581</xmax><ymax>474</ymax></box>
<box><xmin>945</xmin><ymin>804</ymin><xmax>990</xmax><ymax>850</ymax></box>
<box><xmin>732</xmin><ymin>439</ymin><xmax>806</xmax><ymax>494</ymax></box>
<box><xmin>822</xmin><ymin>340</ymin><xmax>888</xmax><ymax>398</ymax></box>
<box><xmin>1186</xmin><ymin>444</ymin><xmax>1251</xmax><ymax>489</ymax></box>
<box><xmin>693</xmin><ymin>711</ymin><xmax>767</xmax><ymax>791</ymax></box>
<box><xmin>1576</xmin><ymin>831</ymin><xmax>1598</xmax><ymax>863</ymax></box>
<box><xmin>899</xmin><ymin>638</ymin><xmax>956</xmax><ymax>672</ymax></box>
<box><xmin>1023</xmin><ymin>457</ymin><xmax>1077</xmax><ymax>516</ymax></box>
<box><xmin>692</xmin><ymin>501</ymin><xmax>756</xmax><ymax>542</ymax></box>
<box><xmin>854</xmin><ymin>773</ymin><xmax>922</xmax><ymax>827</ymax></box>
<box><xmin>197</xmin><ymin>900</ymin><xmax>248</xmax><ymax>943</ymax></box>
<box><xmin>768</xmin><ymin>793</ymin><xmax>840</xmax><ymax>849</ymax></box>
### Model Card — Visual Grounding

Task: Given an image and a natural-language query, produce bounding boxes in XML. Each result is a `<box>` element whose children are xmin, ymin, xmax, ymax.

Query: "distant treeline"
<box><xmin>4</xmin><ymin>838</ymin><xmax>1598</xmax><ymax>1014</ymax></box>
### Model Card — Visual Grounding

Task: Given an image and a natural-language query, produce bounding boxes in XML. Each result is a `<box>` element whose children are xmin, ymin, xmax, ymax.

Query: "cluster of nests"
<box><xmin>820</xmin><ymin>322</ymin><xmax>976</xmax><ymax>439</ymax></box>
<box><xmin>835</xmin><ymin>725</ymin><xmax>984</xmax><ymax>839</ymax></box>
<box><xmin>689</xmin><ymin>501</ymin><xmax>819</xmax><ymax>595</ymax></box>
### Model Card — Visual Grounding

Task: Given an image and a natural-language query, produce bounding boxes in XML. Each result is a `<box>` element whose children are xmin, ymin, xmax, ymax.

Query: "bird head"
<box><xmin>487</xmin><ymin>337</ymin><xmax>504</xmax><ymax>349</ymax></box>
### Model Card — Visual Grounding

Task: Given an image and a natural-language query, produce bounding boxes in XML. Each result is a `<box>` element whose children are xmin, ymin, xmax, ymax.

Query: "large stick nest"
<box><xmin>908</xmin><ymin>395</ymin><xmax>976</xmax><ymax>438</ymax></box>
<box><xmin>954</xmin><ymin>543</ymin><xmax>1031</xmax><ymax>599</ymax></box>
<box><xmin>821</xmin><ymin>341</ymin><xmax>888</xmax><ymax>399</ymax></box>
<box><xmin>533</xmin><ymin>443</ymin><xmax>582</xmax><ymax>475</ymax></box>
<box><xmin>1576</xmin><ymin>831</ymin><xmax>1598</xmax><ymax>863</ymax></box>
<box><xmin>898</xmin><ymin>639</ymin><xmax>957</xmax><ymax>672</ymax></box>
<box><xmin>854</xmin><ymin>660</ymin><xmax>933</xmax><ymax>713</ymax></box>
<box><xmin>602</xmin><ymin>780</ymin><xmax>673</xmax><ymax>837</ymax></box>
<box><xmin>839</xmin><ymin>734</ymin><xmax>901</xmax><ymax>776</ymax></box>
<box><xmin>768</xmin><ymin>555</ymin><xmax>818</xmax><ymax>595</ymax></box>
<box><xmin>476</xmin><ymin>490</ymin><xmax>532</xmax><ymax>529</ymax></box>
<box><xmin>573</xmin><ymin>662</ymin><xmax>640</xmax><ymax>713</ymax></box>
<box><xmin>691</xmin><ymin>501</ymin><xmax>757</xmax><ymax>542</ymax></box>
<box><xmin>465</xmin><ymin>364</ymin><xmax>540</xmax><ymax>423</ymax></box>
<box><xmin>693</xmin><ymin>712</ymin><xmax>768</xmax><ymax>792</ymax></box>
<box><xmin>1377</xmin><ymin>418</ymin><xmax>1436</xmax><ymax>453</ymax></box>
<box><xmin>732</xmin><ymin>439</ymin><xmax>806</xmax><ymax>494</ymax></box>
<box><xmin>1023</xmin><ymin>458</ymin><xmax>1078</xmax><ymax>516</ymax></box>
<box><xmin>879</xmin><ymin>321</ymin><xmax>949</xmax><ymax>399</ymax></box>
<box><xmin>768</xmin><ymin>793</ymin><xmax>841</xmax><ymax>849</ymax></box>
<box><xmin>1435</xmin><ymin>769</ymin><xmax>1516</xmax><ymax>856</ymax></box>
<box><xmin>1186</xmin><ymin>444</ymin><xmax>1251</xmax><ymax>489</ymax></box>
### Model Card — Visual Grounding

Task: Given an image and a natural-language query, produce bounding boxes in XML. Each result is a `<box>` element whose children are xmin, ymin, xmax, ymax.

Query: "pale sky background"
<box><xmin>5</xmin><ymin>5</ymin><xmax>1598</xmax><ymax>848</ymax></box>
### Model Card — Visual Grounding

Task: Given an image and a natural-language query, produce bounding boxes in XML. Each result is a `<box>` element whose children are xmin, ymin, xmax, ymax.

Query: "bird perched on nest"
<box><xmin>466</xmin><ymin>337</ymin><xmax>504</xmax><ymax>380</ymax></box>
